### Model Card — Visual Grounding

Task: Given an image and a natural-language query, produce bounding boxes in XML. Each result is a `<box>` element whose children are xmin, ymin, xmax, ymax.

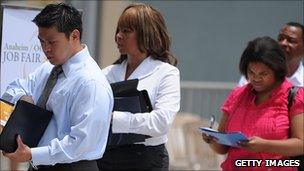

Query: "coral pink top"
<box><xmin>221</xmin><ymin>79</ymin><xmax>303</xmax><ymax>171</ymax></box>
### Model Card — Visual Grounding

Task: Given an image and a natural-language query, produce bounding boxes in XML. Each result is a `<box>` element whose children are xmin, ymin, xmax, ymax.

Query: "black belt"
<box><xmin>107</xmin><ymin>143</ymin><xmax>165</xmax><ymax>150</ymax></box>
<box><xmin>36</xmin><ymin>165</ymin><xmax>50</xmax><ymax>169</ymax></box>
<box><xmin>29</xmin><ymin>160</ymin><xmax>98</xmax><ymax>171</ymax></box>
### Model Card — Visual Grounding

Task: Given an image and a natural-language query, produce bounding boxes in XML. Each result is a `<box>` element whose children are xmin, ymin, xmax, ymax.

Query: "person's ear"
<box><xmin>70</xmin><ymin>29</ymin><xmax>80</xmax><ymax>41</ymax></box>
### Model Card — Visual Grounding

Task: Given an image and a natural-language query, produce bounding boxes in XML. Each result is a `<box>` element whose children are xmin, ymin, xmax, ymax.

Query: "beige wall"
<box><xmin>1</xmin><ymin>0</ymin><xmax>63</xmax><ymax>8</ymax></box>
<box><xmin>98</xmin><ymin>1</ymin><xmax>130</xmax><ymax>68</ymax></box>
<box><xmin>26</xmin><ymin>0</ymin><xmax>63</xmax><ymax>7</ymax></box>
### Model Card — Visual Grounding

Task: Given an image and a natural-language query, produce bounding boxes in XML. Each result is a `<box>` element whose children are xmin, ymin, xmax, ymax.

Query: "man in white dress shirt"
<box><xmin>238</xmin><ymin>22</ymin><xmax>303</xmax><ymax>87</ymax></box>
<box><xmin>2</xmin><ymin>3</ymin><xmax>113</xmax><ymax>171</ymax></box>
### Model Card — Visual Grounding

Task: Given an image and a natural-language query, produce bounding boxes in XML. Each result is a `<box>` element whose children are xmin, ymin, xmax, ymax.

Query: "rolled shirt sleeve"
<box><xmin>1</xmin><ymin>63</ymin><xmax>47</xmax><ymax>103</ymax></box>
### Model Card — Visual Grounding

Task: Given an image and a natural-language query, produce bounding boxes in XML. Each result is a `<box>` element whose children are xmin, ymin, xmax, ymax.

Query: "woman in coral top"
<box><xmin>203</xmin><ymin>36</ymin><xmax>303</xmax><ymax>171</ymax></box>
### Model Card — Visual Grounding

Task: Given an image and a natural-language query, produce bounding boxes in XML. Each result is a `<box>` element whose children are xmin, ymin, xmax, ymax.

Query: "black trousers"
<box><xmin>97</xmin><ymin>144</ymin><xmax>169</xmax><ymax>171</ymax></box>
<box><xmin>292</xmin><ymin>155</ymin><xmax>303</xmax><ymax>171</ymax></box>
<box><xmin>28</xmin><ymin>160</ymin><xmax>99</xmax><ymax>171</ymax></box>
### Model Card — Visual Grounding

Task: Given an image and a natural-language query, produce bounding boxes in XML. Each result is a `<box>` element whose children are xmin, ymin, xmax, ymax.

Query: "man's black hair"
<box><xmin>32</xmin><ymin>3</ymin><xmax>82</xmax><ymax>39</ymax></box>
<box><xmin>286</xmin><ymin>22</ymin><xmax>304</xmax><ymax>44</ymax></box>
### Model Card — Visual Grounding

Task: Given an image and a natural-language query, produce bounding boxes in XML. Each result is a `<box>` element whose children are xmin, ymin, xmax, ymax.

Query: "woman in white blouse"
<box><xmin>97</xmin><ymin>3</ymin><xmax>180</xmax><ymax>171</ymax></box>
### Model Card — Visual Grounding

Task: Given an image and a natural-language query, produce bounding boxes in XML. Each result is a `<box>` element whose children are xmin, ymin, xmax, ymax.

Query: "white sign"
<box><xmin>1</xmin><ymin>6</ymin><xmax>45</xmax><ymax>96</ymax></box>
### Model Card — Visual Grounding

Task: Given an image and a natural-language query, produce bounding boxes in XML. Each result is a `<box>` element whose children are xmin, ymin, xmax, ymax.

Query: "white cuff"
<box><xmin>31</xmin><ymin>146</ymin><xmax>51</xmax><ymax>166</ymax></box>
<box><xmin>112</xmin><ymin>111</ymin><xmax>131</xmax><ymax>133</ymax></box>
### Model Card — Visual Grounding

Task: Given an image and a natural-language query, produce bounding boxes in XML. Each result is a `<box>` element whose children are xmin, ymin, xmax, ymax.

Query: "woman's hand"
<box><xmin>20</xmin><ymin>95</ymin><xmax>34</xmax><ymax>104</ymax></box>
<box><xmin>202</xmin><ymin>133</ymin><xmax>218</xmax><ymax>144</ymax></box>
<box><xmin>238</xmin><ymin>136</ymin><xmax>267</xmax><ymax>153</ymax></box>
<box><xmin>202</xmin><ymin>133</ymin><xmax>229</xmax><ymax>154</ymax></box>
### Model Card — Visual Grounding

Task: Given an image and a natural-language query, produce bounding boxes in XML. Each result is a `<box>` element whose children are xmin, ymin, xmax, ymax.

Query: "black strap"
<box><xmin>287</xmin><ymin>86</ymin><xmax>303</xmax><ymax>171</ymax></box>
<box><xmin>287</xmin><ymin>86</ymin><xmax>299</xmax><ymax>112</ymax></box>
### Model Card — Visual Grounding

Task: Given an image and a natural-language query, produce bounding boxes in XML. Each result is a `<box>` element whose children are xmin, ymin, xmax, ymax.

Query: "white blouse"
<box><xmin>102</xmin><ymin>57</ymin><xmax>180</xmax><ymax>146</ymax></box>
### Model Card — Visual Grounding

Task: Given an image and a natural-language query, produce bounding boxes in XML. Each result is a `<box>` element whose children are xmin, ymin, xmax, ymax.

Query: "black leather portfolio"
<box><xmin>107</xmin><ymin>79</ymin><xmax>152</xmax><ymax>147</ymax></box>
<box><xmin>0</xmin><ymin>100</ymin><xmax>53</xmax><ymax>153</ymax></box>
<box><xmin>113</xmin><ymin>96</ymin><xmax>141</xmax><ymax>113</ymax></box>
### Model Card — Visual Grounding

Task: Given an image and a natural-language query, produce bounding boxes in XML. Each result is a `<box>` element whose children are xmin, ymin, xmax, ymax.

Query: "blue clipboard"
<box><xmin>200</xmin><ymin>127</ymin><xmax>248</xmax><ymax>148</ymax></box>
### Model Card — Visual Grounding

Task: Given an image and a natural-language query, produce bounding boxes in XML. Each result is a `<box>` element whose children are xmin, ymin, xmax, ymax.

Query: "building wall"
<box><xmin>4</xmin><ymin>1</ymin><xmax>302</xmax><ymax>82</ymax></box>
<box><xmin>99</xmin><ymin>1</ymin><xmax>130</xmax><ymax>68</ymax></box>
<box><xmin>141</xmin><ymin>0</ymin><xmax>303</xmax><ymax>82</ymax></box>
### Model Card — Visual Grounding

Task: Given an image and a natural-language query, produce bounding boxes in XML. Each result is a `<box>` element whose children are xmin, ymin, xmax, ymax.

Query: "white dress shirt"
<box><xmin>102</xmin><ymin>57</ymin><xmax>180</xmax><ymax>146</ymax></box>
<box><xmin>2</xmin><ymin>45</ymin><xmax>113</xmax><ymax>166</ymax></box>
<box><xmin>238</xmin><ymin>61</ymin><xmax>303</xmax><ymax>87</ymax></box>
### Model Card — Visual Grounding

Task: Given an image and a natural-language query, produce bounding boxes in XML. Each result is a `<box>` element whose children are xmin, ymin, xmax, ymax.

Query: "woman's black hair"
<box><xmin>239</xmin><ymin>36</ymin><xmax>287</xmax><ymax>82</ymax></box>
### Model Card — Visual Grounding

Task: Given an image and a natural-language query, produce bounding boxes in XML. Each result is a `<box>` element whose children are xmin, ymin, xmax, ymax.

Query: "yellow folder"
<box><xmin>0</xmin><ymin>99</ymin><xmax>14</xmax><ymax>128</ymax></box>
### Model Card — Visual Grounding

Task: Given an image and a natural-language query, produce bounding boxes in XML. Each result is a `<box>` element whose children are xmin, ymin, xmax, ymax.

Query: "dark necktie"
<box><xmin>37</xmin><ymin>65</ymin><xmax>63</xmax><ymax>109</ymax></box>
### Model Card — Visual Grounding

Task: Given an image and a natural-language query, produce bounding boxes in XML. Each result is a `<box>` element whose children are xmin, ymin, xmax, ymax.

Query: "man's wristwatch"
<box><xmin>29</xmin><ymin>158</ymin><xmax>38</xmax><ymax>170</ymax></box>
